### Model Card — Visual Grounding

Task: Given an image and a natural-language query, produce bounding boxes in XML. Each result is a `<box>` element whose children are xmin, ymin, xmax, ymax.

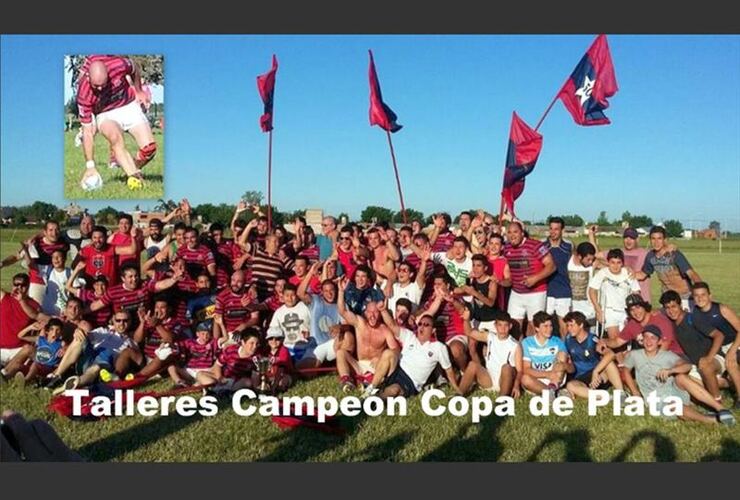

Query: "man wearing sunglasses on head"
<box><xmin>1</xmin><ymin>274</ymin><xmax>41</xmax><ymax>373</ymax></box>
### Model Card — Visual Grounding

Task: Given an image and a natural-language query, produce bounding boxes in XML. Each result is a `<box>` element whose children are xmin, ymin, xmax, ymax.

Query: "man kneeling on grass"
<box><xmin>563</xmin><ymin>311</ymin><xmax>624</xmax><ymax>400</ymax></box>
<box><xmin>364</xmin><ymin>302</ymin><xmax>460</xmax><ymax>399</ymax></box>
<box><xmin>622</xmin><ymin>324</ymin><xmax>735</xmax><ymax>426</ymax></box>
<box><xmin>457</xmin><ymin>307</ymin><xmax>521</xmax><ymax>397</ymax></box>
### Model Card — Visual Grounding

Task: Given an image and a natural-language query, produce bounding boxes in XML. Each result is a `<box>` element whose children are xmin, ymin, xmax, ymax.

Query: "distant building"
<box><xmin>132</xmin><ymin>211</ymin><xmax>167</xmax><ymax>228</ymax></box>
<box><xmin>696</xmin><ymin>228</ymin><xmax>719</xmax><ymax>240</ymax></box>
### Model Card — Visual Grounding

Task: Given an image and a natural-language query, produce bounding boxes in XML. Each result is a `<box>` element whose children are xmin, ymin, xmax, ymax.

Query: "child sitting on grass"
<box><xmin>16</xmin><ymin>318</ymin><xmax>66</xmax><ymax>386</ymax></box>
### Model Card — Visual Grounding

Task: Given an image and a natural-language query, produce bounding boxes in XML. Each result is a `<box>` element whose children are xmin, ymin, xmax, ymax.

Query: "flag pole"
<box><xmin>534</xmin><ymin>90</ymin><xmax>561</xmax><ymax>132</ymax></box>
<box><xmin>386</xmin><ymin>130</ymin><xmax>407</xmax><ymax>224</ymax></box>
<box><xmin>267</xmin><ymin>130</ymin><xmax>273</xmax><ymax>232</ymax></box>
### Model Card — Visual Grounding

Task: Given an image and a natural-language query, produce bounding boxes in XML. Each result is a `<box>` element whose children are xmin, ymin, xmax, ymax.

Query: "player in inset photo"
<box><xmin>64</xmin><ymin>54</ymin><xmax>164</xmax><ymax>199</ymax></box>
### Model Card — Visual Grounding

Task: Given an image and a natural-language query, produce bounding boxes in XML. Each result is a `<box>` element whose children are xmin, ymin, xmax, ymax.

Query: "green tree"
<box><xmin>548</xmin><ymin>214</ymin><xmax>584</xmax><ymax>227</ymax></box>
<box><xmin>663</xmin><ymin>220</ymin><xmax>684</xmax><ymax>238</ymax></box>
<box><xmin>393</xmin><ymin>208</ymin><xmax>424</xmax><ymax>224</ymax></box>
<box><xmin>241</xmin><ymin>191</ymin><xmax>264</xmax><ymax>206</ymax></box>
<box><xmin>155</xmin><ymin>199</ymin><xmax>178</xmax><ymax>212</ymax></box>
<box><xmin>596</xmin><ymin>211</ymin><xmax>610</xmax><ymax>226</ymax></box>
<box><xmin>621</xmin><ymin>211</ymin><xmax>653</xmax><ymax>228</ymax></box>
<box><xmin>337</xmin><ymin>213</ymin><xmax>351</xmax><ymax>225</ymax></box>
<box><xmin>709</xmin><ymin>220</ymin><xmax>721</xmax><ymax>233</ymax></box>
<box><xmin>96</xmin><ymin>206</ymin><xmax>120</xmax><ymax>225</ymax></box>
<box><xmin>361</xmin><ymin>206</ymin><xmax>394</xmax><ymax>224</ymax></box>
<box><xmin>193</xmin><ymin>203</ymin><xmax>236</xmax><ymax>225</ymax></box>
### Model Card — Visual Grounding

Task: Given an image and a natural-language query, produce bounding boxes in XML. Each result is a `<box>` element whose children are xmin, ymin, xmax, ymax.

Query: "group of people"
<box><xmin>0</xmin><ymin>203</ymin><xmax>738</xmax><ymax>426</ymax></box>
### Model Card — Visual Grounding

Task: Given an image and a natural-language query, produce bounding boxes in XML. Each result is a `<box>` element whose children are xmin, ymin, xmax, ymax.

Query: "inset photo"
<box><xmin>64</xmin><ymin>54</ymin><xmax>164</xmax><ymax>199</ymax></box>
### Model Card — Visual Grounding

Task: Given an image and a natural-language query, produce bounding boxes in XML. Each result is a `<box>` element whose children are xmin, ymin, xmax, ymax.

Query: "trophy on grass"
<box><xmin>253</xmin><ymin>355</ymin><xmax>274</xmax><ymax>394</ymax></box>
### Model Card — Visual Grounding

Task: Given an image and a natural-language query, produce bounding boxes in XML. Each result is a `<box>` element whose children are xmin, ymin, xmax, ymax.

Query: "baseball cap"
<box><xmin>623</xmin><ymin>228</ymin><xmax>639</xmax><ymax>239</ymax></box>
<box><xmin>266</xmin><ymin>327</ymin><xmax>284</xmax><ymax>339</ymax></box>
<box><xmin>195</xmin><ymin>321</ymin><xmax>212</xmax><ymax>332</ymax></box>
<box><xmin>642</xmin><ymin>324</ymin><xmax>662</xmax><ymax>339</ymax></box>
<box><xmin>625</xmin><ymin>293</ymin><xmax>648</xmax><ymax>310</ymax></box>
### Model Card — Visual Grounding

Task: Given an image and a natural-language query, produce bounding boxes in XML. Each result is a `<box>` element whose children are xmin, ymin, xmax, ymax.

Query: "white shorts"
<box><xmin>186</xmin><ymin>367</ymin><xmax>207</xmax><ymax>379</ymax></box>
<box><xmin>445</xmin><ymin>335</ymin><xmax>468</xmax><ymax>349</ymax></box>
<box><xmin>95</xmin><ymin>100</ymin><xmax>148</xmax><ymax>132</ymax></box>
<box><xmin>358</xmin><ymin>359</ymin><xmax>376</xmax><ymax>374</ymax></box>
<box><xmin>28</xmin><ymin>282</ymin><xmax>46</xmax><ymax>306</ymax></box>
<box><xmin>688</xmin><ymin>353</ymin><xmax>727</xmax><ymax>381</ymax></box>
<box><xmin>508</xmin><ymin>291</ymin><xmax>547</xmax><ymax>321</ymax></box>
<box><xmin>485</xmin><ymin>362</ymin><xmax>510</xmax><ymax>392</ymax></box>
<box><xmin>546</xmin><ymin>297</ymin><xmax>572</xmax><ymax>318</ymax></box>
<box><xmin>571</xmin><ymin>299</ymin><xmax>596</xmax><ymax>320</ymax></box>
<box><xmin>303</xmin><ymin>339</ymin><xmax>337</xmax><ymax>364</ymax></box>
<box><xmin>474</xmin><ymin>320</ymin><xmax>497</xmax><ymax>334</ymax></box>
<box><xmin>604</xmin><ymin>309</ymin><xmax>627</xmax><ymax>329</ymax></box>
<box><xmin>0</xmin><ymin>347</ymin><xmax>24</xmax><ymax>367</ymax></box>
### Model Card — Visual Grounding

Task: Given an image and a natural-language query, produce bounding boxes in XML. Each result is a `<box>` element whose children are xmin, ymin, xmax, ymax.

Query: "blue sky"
<box><xmin>2</xmin><ymin>35</ymin><xmax>739</xmax><ymax>230</ymax></box>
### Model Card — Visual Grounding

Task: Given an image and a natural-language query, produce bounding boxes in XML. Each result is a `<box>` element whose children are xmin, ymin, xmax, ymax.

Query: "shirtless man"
<box><xmin>336</xmin><ymin>277</ymin><xmax>399</xmax><ymax>392</ymax></box>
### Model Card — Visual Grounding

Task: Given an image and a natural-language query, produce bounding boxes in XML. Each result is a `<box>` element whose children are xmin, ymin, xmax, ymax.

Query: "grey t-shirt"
<box><xmin>623</xmin><ymin>349</ymin><xmax>690</xmax><ymax>406</ymax></box>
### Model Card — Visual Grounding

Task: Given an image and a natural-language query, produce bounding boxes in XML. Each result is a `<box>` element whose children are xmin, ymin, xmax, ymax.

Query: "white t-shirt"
<box><xmin>398</xmin><ymin>328</ymin><xmax>452</xmax><ymax>391</ymax></box>
<box><xmin>485</xmin><ymin>332</ymin><xmax>519</xmax><ymax>378</ymax></box>
<box><xmin>588</xmin><ymin>267</ymin><xmax>640</xmax><ymax>311</ymax></box>
<box><xmin>567</xmin><ymin>256</ymin><xmax>594</xmax><ymax>302</ymax></box>
<box><xmin>87</xmin><ymin>328</ymin><xmax>136</xmax><ymax>355</ymax></box>
<box><xmin>269</xmin><ymin>302</ymin><xmax>312</xmax><ymax>348</ymax></box>
<box><xmin>432</xmin><ymin>252</ymin><xmax>472</xmax><ymax>288</ymax></box>
<box><xmin>41</xmin><ymin>267</ymin><xmax>72</xmax><ymax>316</ymax></box>
<box><xmin>389</xmin><ymin>281</ymin><xmax>423</xmax><ymax>313</ymax></box>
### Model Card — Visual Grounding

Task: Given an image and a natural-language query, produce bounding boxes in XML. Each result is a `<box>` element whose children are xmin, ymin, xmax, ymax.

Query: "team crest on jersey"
<box><xmin>93</xmin><ymin>255</ymin><xmax>105</xmax><ymax>269</ymax></box>
<box><xmin>428</xmin><ymin>351</ymin><xmax>433</xmax><ymax>357</ymax></box>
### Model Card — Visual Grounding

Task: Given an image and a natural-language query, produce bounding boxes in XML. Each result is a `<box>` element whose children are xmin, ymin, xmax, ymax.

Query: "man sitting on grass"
<box><xmin>519</xmin><ymin>311</ymin><xmax>568</xmax><ymax>400</ymax></box>
<box><xmin>622</xmin><ymin>324</ymin><xmax>735</xmax><ymax>426</ymax></box>
<box><xmin>457</xmin><ymin>307</ymin><xmax>521</xmax><ymax>397</ymax></box>
<box><xmin>563</xmin><ymin>311</ymin><xmax>623</xmax><ymax>400</ymax></box>
<box><xmin>365</xmin><ymin>301</ymin><xmax>460</xmax><ymax>399</ymax></box>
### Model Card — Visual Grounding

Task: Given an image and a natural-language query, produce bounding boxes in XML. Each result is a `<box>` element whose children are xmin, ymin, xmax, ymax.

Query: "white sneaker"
<box><xmin>53</xmin><ymin>375</ymin><xmax>79</xmax><ymax>396</ymax></box>
<box><xmin>361</xmin><ymin>386</ymin><xmax>379</xmax><ymax>399</ymax></box>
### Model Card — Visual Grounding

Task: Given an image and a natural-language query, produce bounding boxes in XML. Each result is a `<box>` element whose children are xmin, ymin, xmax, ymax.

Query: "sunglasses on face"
<box><xmin>419</xmin><ymin>322</ymin><xmax>434</xmax><ymax>327</ymax></box>
<box><xmin>339</xmin><ymin>236</ymin><xmax>350</xmax><ymax>241</ymax></box>
<box><xmin>113</xmin><ymin>318</ymin><xmax>129</xmax><ymax>324</ymax></box>
<box><xmin>12</xmin><ymin>282</ymin><xmax>28</xmax><ymax>287</ymax></box>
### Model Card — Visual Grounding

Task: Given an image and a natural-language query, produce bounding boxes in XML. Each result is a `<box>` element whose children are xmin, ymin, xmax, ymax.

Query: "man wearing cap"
<box><xmin>601</xmin><ymin>294</ymin><xmax>683</xmax><ymax>360</ymax></box>
<box><xmin>622</xmin><ymin>324</ymin><xmax>736</xmax><ymax>425</ymax></box>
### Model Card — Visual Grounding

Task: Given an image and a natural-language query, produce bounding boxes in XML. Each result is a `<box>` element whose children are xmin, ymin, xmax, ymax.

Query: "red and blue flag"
<box><xmin>557</xmin><ymin>35</ymin><xmax>618</xmax><ymax>126</ymax></box>
<box><xmin>501</xmin><ymin>112</ymin><xmax>543</xmax><ymax>215</ymax></box>
<box><xmin>368</xmin><ymin>50</ymin><xmax>402</xmax><ymax>133</ymax></box>
<box><xmin>257</xmin><ymin>55</ymin><xmax>278</xmax><ymax>132</ymax></box>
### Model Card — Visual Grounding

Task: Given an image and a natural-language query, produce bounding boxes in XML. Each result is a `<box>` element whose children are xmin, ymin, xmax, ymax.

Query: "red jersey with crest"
<box><xmin>76</xmin><ymin>55</ymin><xmax>136</xmax><ymax>126</ymax></box>
<box><xmin>80</xmin><ymin>244</ymin><xmax>119</xmax><ymax>285</ymax></box>
<box><xmin>217</xmin><ymin>344</ymin><xmax>255</xmax><ymax>379</ymax></box>
<box><xmin>214</xmin><ymin>289</ymin><xmax>253</xmax><ymax>333</ymax></box>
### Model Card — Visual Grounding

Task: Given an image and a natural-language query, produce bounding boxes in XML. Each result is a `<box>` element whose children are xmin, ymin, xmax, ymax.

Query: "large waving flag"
<box><xmin>557</xmin><ymin>35</ymin><xmax>618</xmax><ymax>126</ymax></box>
<box><xmin>501</xmin><ymin>112</ymin><xmax>543</xmax><ymax>215</ymax></box>
<box><xmin>368</xmin><ymin>50</ymin><xmax>402</xmax><ymax>133</ymax></box>
<box><xmin>257</xmin><ymin>55</ymin><xmax>278</xmax><ymax>132</ymax></box>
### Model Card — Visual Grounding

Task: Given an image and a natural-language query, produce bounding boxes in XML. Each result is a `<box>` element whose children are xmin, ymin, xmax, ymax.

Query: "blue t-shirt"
<box><xmin>344</xmin><ymin>284</ymin><xmax>385</xmax><ymax>315</ymax></box>
<box><xmin>309</xmin><ymin>294</ymin><xmax>341</xmax><ymax>345</ymax></box>
<box><xmin>186</xmin><ymin>293</ymin><xmax>217</xmax><ymax>324</ymax></box>
<box><xmin>35</xmin><ymin>336</ymin><xmax>63</xmax><ymax>368</ymax></box>
<box><xmin>521</xmin><ymin>335</ymin><xmax>566</xmax><ymax>371</ymax></box>
<box><xmin>316</xmin><ymin>235</ymin><xmax>334</xmax><ymax>262</ymax></box>
<box><xmin>565</xmin><ymin>333</ymin><xmax>601</xmax><ymax>377</ymax></box>
<box><xmin>543</xmin><ymin>239</ymin><xmax>573</xmax><ymax>299</ymax></box>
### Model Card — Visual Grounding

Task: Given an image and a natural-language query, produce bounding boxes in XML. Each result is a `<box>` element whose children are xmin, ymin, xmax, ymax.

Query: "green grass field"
<box><xmin>63</xmin><ymin>128</ymin><xmax>164</xmax><ymax>199</ymax></box>
<box><xmin>1</xmin><ymin>229</ymin><xmax>738</xmax><ymax>462</ymax></box>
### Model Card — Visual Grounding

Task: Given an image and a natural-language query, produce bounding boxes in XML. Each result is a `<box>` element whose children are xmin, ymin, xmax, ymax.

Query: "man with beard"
<box><xmin>337</xmin><ymin>279</ymin><xmax>399</xmax><ymax>392</ymax></box>
<box><xmin>78</xmin><ymin>225</ymin><xmax>137</xmax><ymax>286</ymax></box>
<box><xmin>543</xmin><ymin>217</ymin><xmax>574</xmax><ymax>337</ymax></box>
<box><xmin>366</xmin><ymin>228</ymin><xmax>400</xmax><ymax>285</ymax></box>
<box><xmin>213</xmin><ymin>270</ymin><xmax>260</xmax><ymax>342</ymax></box>
<box><xmin>428</xmin><ymin>212</ymin><xmax>456</xmax><ymax>252</ymax></box>
<box><xmin>176</xmin><ymin>227</ymin><xmax>216</xmax><ymax>280</ymax></box>
<box><xmin>63</xmin><ymin>213</ymin><xmax>95</xmax><ymax>263</ymax></box>
<box><xmin>208</xmin><ymin>222</ymin><xmax>237</xmax><ymax>290</ymax></box>
<box><xmin>108</xmin><ymin>213</ymin><xmax>141</xmax><ymax>270</ymax></box>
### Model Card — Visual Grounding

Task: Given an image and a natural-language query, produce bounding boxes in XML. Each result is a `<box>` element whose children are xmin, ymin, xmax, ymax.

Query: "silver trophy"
<box><xmin>253</xmin><ymin>356</ymin><xmax>273</xmax><ymax>394</ymax></box>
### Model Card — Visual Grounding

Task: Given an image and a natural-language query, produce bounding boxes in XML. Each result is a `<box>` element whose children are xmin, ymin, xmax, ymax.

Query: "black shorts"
<box><xmin>383</xmin><ymin>366</ymin><xmax>418</xmax><ymax>396</ymax></box>
<box><xmin>572</xmin><ymin>369</ymin><xmax>610</xmax><ymax>389</ymax></box>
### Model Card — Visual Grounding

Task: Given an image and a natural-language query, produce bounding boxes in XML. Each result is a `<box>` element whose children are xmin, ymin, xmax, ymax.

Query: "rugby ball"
<box><xmin>127</xmin><ymin>176</ymin><xmax>144</xmax><ymax>190</ymax></box>
<box><xmin>81</xmin><ymin>172</ymin><xmax>104</xmax><ymax>191</ymax></box>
